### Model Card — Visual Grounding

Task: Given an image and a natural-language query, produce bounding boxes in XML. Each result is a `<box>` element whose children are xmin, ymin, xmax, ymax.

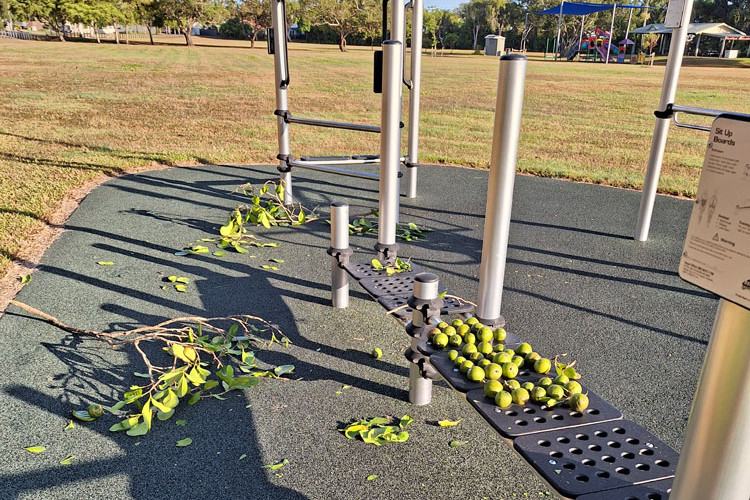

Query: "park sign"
<box><xmin>679</xmin><ymin>115</ymin><xmax>750</xmax><ymax>310</ymax></box>
<box><xmin>664</xmin><ymin>0</ymin><xmax>687</xmax><ymax>28</ymax></box>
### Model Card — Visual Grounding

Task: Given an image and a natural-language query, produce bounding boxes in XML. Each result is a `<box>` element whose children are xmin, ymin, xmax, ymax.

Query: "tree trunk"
<box><xmin>146</xmin><ymin>24</ymin><xmax>154</xmax><ymax>45</ymax></box>
<box><xmin>472</xmin><ymin>25</ymin><xmax>479</xmax><ymax>50</ymax></box>
<box><xmin>182</xmin><ymin>28</ymin><xmax>193</xmax><ymax>46</ymax></box>
<box><xmin>113</xmin><ymin>21</ymin><xmax>120</xmax><ymax>44</ymax></box>
<box><xmin>251</xmin><ymin>30</ymin><xmax>257</xmax><ymax>48</ymax></box>
<box><xmin>125</xmin><ymin>25</ymin><xmax>129</xmax><ymax>45</ymax></box>
<box><xmin>339</xmin><ymin>33</ymin><xmax>346</xmax><ymax>51</ymax></box>
<box><xmin>94</xmin><ymin>25</ymin><xmax>101</xmax><ymax>43</ymax></box>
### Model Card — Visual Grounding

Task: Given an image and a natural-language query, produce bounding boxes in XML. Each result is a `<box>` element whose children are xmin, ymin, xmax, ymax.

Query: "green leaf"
<box><xmin>176</xmin><ymin>419</ymin><xmax>187</xmax><ymax>427</ymax></box>
<box><xmin>191</xmin><ymin>245</ymin><xmax>210</xmax><ymax>254</ymax></box>
<box><xmin>168</xmin><ymin>276</ymin><xmax>178</xmax><ymax>282</ymax></box>
<box><xmin>176</xmin><ymin>437</ymin><xmax>193</xmax><ymax>447</ymax></box>
<box><xmin>110</xmin><ymin>400</ymin><xmax>128</xmax><ymax>413</ymax></box>
<box><xmin>239</xmin><ymin>454</ymin><xmax>248</xmax><ymax>461</ymax></box>
<box><xmin>176</xmin><ymin>376</ymin><xmax>189</xmax><ymax>398</ymax></box>
<box><xmin>133</xmin><ymin>372</ymin><xmax>151</xmax><ymax>379</ymax></box>
<box><xmin>212</xmin><ymin>394</ymin><xmax>228</xmax><ymax>401</ymax></box>
<box><xmin>186</xmin><ymin>367</ymin><xmax>205</xmax><ymax>386</ymax></box>
<box><xmin>371</xmin><ymin>259</ymin><xmax>383</xmax><ymax>270</ymax></box>
<box><xmin>20</xmin><ymin>274</ymin><xmax>32</xmax><ymax>284</ymax></box>
<box><xmin>187</xmin><ymin>391</ymin><xmax>202</xmax><ymax>405</ymax></box>
<box><xmin>97</xmin><ymin>261</ymin><xmax>114</xmax><ymax>266</ymax></box>
<box><xmin>175</xmin><ymin>277</ymin><xmax>190</xmax><ymax>284</ymax></box>
<box><xmin>438</xmin><ymin>419</ymin><xmax>463</xmax><ymax>427</ymax></box>
<box><xmin>59</xmin><ymin>455</ymin><xmax>75</xmax><ymax>466</ymax></box>
<box><xmin>163</xmin><ymin>389</ymin><xmax>179</xmax><ymax>409</ymax></box>
<box><xmin>449</xmin><ymin>440</ymin><xmax>469</xmax><ymax>448</ymax></box>
<box><xmin>367</xmin><ymin>417</ymin><xmax>389</xmax><ymax>427</ymax></box>
<box><xmin>175</xmin><ymin>284</ymin><xmax>187</xmax><ymax>292</ymax></box>
<box><xmin>174</xmin><ymin>250</ymin><xmax>191</xmax><ymax>256</ymax></box>
<box><xmin>213</xmin><ymin>251</ymin><xmax>226</xmax><ymax>257</ymax></box>
<box><xmin>268</xmin><ymin>258</ymin><xmax>284</xmax><ymax>264</ymax></box>
<box><xmin>262</xmin><ymin>458</ymin><xmax>289</xmax><ymax>470</ymax></box>
<box><xmin>273</xmin><ymin>364</ymin><xmax>295</xmax><ymax>377</ymax></box>
<box><xmin>399</xmin><ymin>415</ymin><xmax>414</xmax><ymax>428</ymax></box>
<box><xmin>24</xmin><ymin>446</ymin><xmax>45</xmax><ymax>454</ymax></box>
<box><xmin>344</xmin><ymin>424</ymin><xmax>368</xmax><ymax>439</ymax></box>
<box><xmin>126</xmin><ymin>421</ymin><xmax>150</xmax><ymax>436</ymax></box>
<box><xmin>150</xmin><ymin>396</ymin><xmax>171</xmax><ymax>414</ymax></box>
<box><xmin>203</xmin><ymin>379</ymin><xmax>219</xmax><ymax>391</ymax></box>
<box><xmin>72</xmin><ymin>410</ymin><xmax>95</xmax><ymax>422</ymax></box>
<box><xmin>142</xmin><ymin>399</ymin><xmax>152</xmax><ymax>429</ymax></box>
<box><xmin>64</xmin><ymin>420</ymin><xmax>75</xmax><ymax>431</ymax></box>
<box><xmin>298</xmin><ymin>211</ymin><xmax>306</xmax><ymax>224</ymax></box>
<box><xmin>367</xmin><ymin>475</ymin><xmax>378</xmax><ymax>481</ymax></box>
<box><xmin>157</xmin><ymin>409</ymin><xmax>175</xmax><ymax>421</ymax></box>
<box><xmin>438</xmin><ymin>290</ymin><xmax>448</xmax><ymax>298</ymax></box>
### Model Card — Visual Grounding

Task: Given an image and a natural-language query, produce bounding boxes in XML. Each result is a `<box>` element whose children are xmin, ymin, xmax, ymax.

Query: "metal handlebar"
<box><xmin>656</xmin><ymin>103</ymin><xmax>750</xmax><ymax>132</ymax></box>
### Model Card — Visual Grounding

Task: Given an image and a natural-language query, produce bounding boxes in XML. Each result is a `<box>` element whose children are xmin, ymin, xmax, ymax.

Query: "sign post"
<box><xmin>670</xmin><ymin>114</ymin><xmax>750</xmax><ymax>500</ymax></box>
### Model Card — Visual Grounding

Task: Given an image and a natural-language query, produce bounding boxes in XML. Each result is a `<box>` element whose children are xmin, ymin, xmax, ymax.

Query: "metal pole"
<box><xmin>720</xmin><ymin>36</ymin><xmax>726</xmax><ymax>57</ymax></box>
<box><xmin>476</xmin><ymin>55</ymin><xmax>527</xmax><ymax>326</ymax></box>
<box><xmin>694</xmin><ymin>33</ymin><xmax>701</xmax><ymax>56</ymax></box>
<box><xmin>555</xmin><ymin>0</ymin><xmax>564</xmax><ymax>61</ymax></box>
<box><xmin>625</xmin><ymin>8</ymin><xmax>633</xmax><ymax>41</ymax></box>
<box><xmin>669</xmin><ymin>299</ymin><xmax>750</xmax><ymax>500</ymax></box>
<box><xmin>391</xmin><ymin>0</ymin><xmax>405</xmax><ymax>80</ymax></box>
<box><xmin>606</xmin><ymin>4</ymin><xmax>616</xmax><ymax>65</ymax></box>
<box><xmin>406</xmin><ymin>0</ymin><xmax>423</xmax><ymax>199</ymax></box>
<box><xmin>271</xmin><ymin>0</ymin><xmax>292</xmax><ymax>206</ymax></box>
<box><xmin>378</xmin><ymin>40</ymin><xmax>402</xmax><ymax>263</ymax></box>
<box><xmin>634</xmin><ymin>0</ymin><xmax>694</xmax><ymax>241</ymax></box>
<box><xmin>330</xmin><ymin>201</ymin><xmax>350</xmax><ymax>308</ymax></box>
<box><xmin>578</xmin><ymin>15</ymin><xmax>586</xmax><ymax>61</ymax></box>
<box><xmin>409</xmin><ymin>273</ymin><xmax>440</xmax><ymax>405</ymax></box>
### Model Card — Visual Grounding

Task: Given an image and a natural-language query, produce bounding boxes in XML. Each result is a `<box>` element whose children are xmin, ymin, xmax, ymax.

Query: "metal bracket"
<box><xmin>407</xmin><ymin>295</ymin><xmax>443</xmax><ymax>324</ymax></box>
<box><xmin>404</xmin><ymin>161</ymin><xmax>419</xmax><ymax>169</ymax></box>
<box><xmin>405</xmin><ymin>348</ymin><xmax>440</xmax><ymax>380</ymax></box>
<box><xmin>276</xmin><ymin>154</ymin><xmax>292</xmax><ymax>173</ymax></box>
<box><xmin>374</xmin><ymin>242</ymin><xmax>399</xmax><ymax>264</ymax></box>
<box><xmin>274</xmin><ymin>109</ymin><xmax>292</xmax><ymax>122</ymax></box>
<box><xmin>653</xmin><ymin>103</ymin><xmax>674</xmax><ymax>119</ymax></box>
<box><xmin>326</xmin><ymin>246</ymin><xmax>353</xmax><ymax>268</ymax></box>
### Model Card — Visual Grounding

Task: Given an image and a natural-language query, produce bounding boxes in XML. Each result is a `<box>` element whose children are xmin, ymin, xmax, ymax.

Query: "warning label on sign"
<box><xmin>679</xmin><ymin>116</ymin><xmax>750</xmax><ymax>310</ymax></box>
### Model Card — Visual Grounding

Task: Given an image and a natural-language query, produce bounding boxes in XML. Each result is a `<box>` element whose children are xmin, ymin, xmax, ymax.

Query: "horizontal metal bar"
<box><xmin>296</xmin><ymin>156</ymin><xmax>406</xmax><ymax>165</ymax></box>
<box><xmin>673</xmin><ymin>115</ymin><xmax>712</xmax><ymax>132</ymax></box>
<box><xmin>286</xmin><ymin>116</ymin><xmax>381</xmax><ymax>133</ymax></box>
<box><xmin>287</xmin><ymin>160</ymin><xmax>380</xmax><ymax>180</ymax></box>
<box><xmin>667</xmin><ymin>105</ymin><xmax>750</xmax><ymax>133</ymax></box>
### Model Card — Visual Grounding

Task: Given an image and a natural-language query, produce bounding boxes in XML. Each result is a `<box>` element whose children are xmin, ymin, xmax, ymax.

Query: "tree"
<box><xmin>643</xmin><ymin>32</ymin><xmax>659</xmax><ymax>54</ymax></box>
<box><xmin>460</xmin><ymin>0</ymin><xmax>490</xmax><ymax>51</ymax></box>
<box><xmin>154</xmin><ymin>0</ymin><xmax>226</xmax><ymax>46</ymax></box>
<box><xmin>423</xmin><ymin>7</ymin><xmax>440</xmax><ymax>56</ymax></box>
<box><xmin>16</xmin><ymin>0</ymin><xmax>72</xmax><ymax>40</ymax></box>
<box><xmin>128</xmin><ymin>0</ymin><xmax>156</xmax><ymax>44</ymax></box>
<box><xmin>238</xmin><ymin>0</ymin><xmax>271</xmax><ymax>48</ymax></box>
<box><xmin>302</xmin><ymin>0</ymin><xmax>367</xmax><ymax>51</ymax></box>
<box><xmin>357</xmin><ymin>0</ymin><xmax>380</xmax><ymax>48</ymax></box>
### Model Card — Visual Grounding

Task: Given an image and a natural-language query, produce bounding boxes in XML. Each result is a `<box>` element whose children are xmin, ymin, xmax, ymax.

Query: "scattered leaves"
<box><xmin>449</xmin><ymin>440</ymin><xmax>469</xmax><ymax>448</ymax></box>
<box><xmin>24</xmin><ymin>446</ymin><xmax>45</xmax><ymax>454</ymax></box>
<box><xmin>59</xmin><ymin>455</ymin><xmax>75</xmax><ymax>465</ymax></box>
<box><xmin>64</xmin><ymin>420</ymin><xmax>75</xmax><ymax>432</ymax></box>
<box><xmin>175</xmin><ymin>420</ymin><xmax>187</xmax><ymax>427</ymax></box>
<box><xmin>366</xmin><ymin>475</ymin><xmax>378</xmax><ymax>481</ymax></box>
<box><xmin>341</xmin><ymin>416</ymin><xmax>411</xmax><ymax>446</ymax></box>
<box><xmin>438</xmin><ymin>419</ymin><xmax>463</xmax><ymax>427</ymax></box>
<box><xmin>263</xmin><ymin>458</ymin><xmax>290</xmax><ymax>470</ymax></box>
<box><xmin>20</xmin><ymin>274</ymin><xmax>32</xmax><ymax>284</ymax></box>
<box><xmin>176</xmin><ymin>437</ymin><xmax>192</xmax><ymax>447</ymax></box>
<box><xmin>97</xmin><ymin>261</ymin><xmax>114</xmax><ymax>266</ymax></box>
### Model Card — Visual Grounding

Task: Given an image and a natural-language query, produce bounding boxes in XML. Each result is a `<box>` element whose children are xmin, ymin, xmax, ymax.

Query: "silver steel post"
<box><xmin>606</xmin><ymin>4</ymin><xmax>616</xmax><ymax>65</ymax></box>
<box><xmin>476</xmin><ymin>55</ymin><xmax>527</xmax><ymax>326</ymax></box>
<box><xmin>391</xmin><ymin>0</ymin><xmax>405</xmax><ymax>85</ymax></box>
<box><xmin>634</xmin><ymin>0</ymin><xmax>694</xmax><ymax>241</ymax></box>
<box><xmin>377</xmin><ymin>40</ymin><xmax>402</xmax><ymax>263</ymax></box>
<box><xmin>554</xmin><ymin>0</ymin><xmax>564</xmax><ymax>61</ymax></box>
<box><xmin>669</xmin><ymin>299</ymin><xmax>750</xmax><ymax>500</ymax></box>
<box><xmin>409</xmin><ymin>273</ymin><xmax>440</xmax><ymax>405</ymax></box>
<box><xmin>330</xmin><ymin>201</ymin><xmax>350</xmax><ymax>308</ymax></box>
<box><xmin>271</xmin><ymin>0</ymin><xmax>292</xmax><ymax>205</ymax></box>
<box><xmin>406</xmin><ymin>0</ymin><xmax>423</xmax><ymax>199</ymax></box>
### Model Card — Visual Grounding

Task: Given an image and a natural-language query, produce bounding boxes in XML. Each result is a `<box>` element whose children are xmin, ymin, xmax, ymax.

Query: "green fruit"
<box><xmin>476</xmin><ymin>341</ymin><xmax>494</xmax><ymax>356</ymax></box>
<box><xmin>564</xmin><ymin>366</ymin><xmax>578</xmax><ymax>380</ymax></box>
<box><xmin>437</xmin><ymin>322</ymin><xmax>449</xmax><ymax>330</ymax></box>
<box><xmin>468</xmin><ymin>351</ymin><xmax>484</xmax><ymax>363</ymax></box>
<box><xmin>524</xmin><ymin>352</ymin><xmax>541</xmax><ymax>367</ymax></box>
<box><xmin>521</xmin><ymin>381</ymin><xmax>535</xmax><ymax>392</ymax></box>
<box><xmin>457</xmin><ymin>324</ymin><xmax>471</xmax><ymax>337</ymax></box>
<box><xmin>534</xmin><ymin>358</ymin><xmax>552</xmax><ymax>374</ymax></box>
<box><xmin>447</xmin><ymin>349</ymin><xmax>459</xmax><ymax>361</ymax></box>
<box><xmin>464</xmin><ymin>333</ymin><xmax>476</xmax><ymax>345</ymax></box>
<box><xmin>505</xmin><ymin>349</ymin><xmax>516</xmax><ymax>357</ymax></box>
<box><xmin>495</xmin><ymin>390</ymin><xmax>512</xmax><ymax>408</ymax></box>
<box><xmin>511</xmin><ymin>388</ymin><xmax>530</xmax><ymax>405</ymax></box>
<box><xmin>443</xmin><ymin>326</ymin><xmax>457</xmax><ymax>337</ymax></box>
<box><xmin>493</xmin><ymin>352</ymin><xmax>511</xmax><ymax>364</ymax></box>
<box><xmin>515</xmin><ymin>342</ymin><xmax>533</xmax><ymax>356</ymax></box>
<box><xmin>451</xmin><ymin>319</ymin><xmax>464</xmax><ymax>328</ymax></box>
<box><xmin>546</xmin><ymin>384</ymin><xmax>564</xmax><ymax>400</ymax></box>
<box><xmin>477</xmin><ymin>358</ymin><xmax>491</xmax><ymax>368</ymax></box>
<box><xmin>546</xmin><ymin>398</ymin><xmax>559</xmax><ymax>408</ymax></box>
<box><xmin>87</xmin><ymin>404</ymin><xmax>104</xmax><ymax>418</ymax></box>
<box><xmin>505</xmin><ymin>379</ymin><xmax>521</xmax><ymax>390</ymax></box>
<box><xmin>494</xmin><ymin>327</ymin><xmax>507</xmax><ymax>342</ymax></box>
<box><xmin>449</xmin><ymin>334</ymin><xmax>462</xmax><ymax>347</ymax></box>
<box><xmin>461</xmin><ymin>343</ymin><xmax>477</xmax><ymax>356</ymax></box>
<box><xmin>433</xmin><ymin>333</ymin><xmax>449</xmax><ymax>348</ymax></box>
<box><xmin>467</xmin><ymin>365</ymin><xmax>485</xmax><ymax>382</ymax></box>
<box><xmin>484</xmin><ymin>380</ymin><xmax>504</xmax><ymax>399</ymax></box>
<box><xmin>538</xmin><ymin>377</ymin><xmax>553</xmax><ymax>387</ymax></box>
<box><xmin>453</xmin><ymin>355</ymin><xmax>466</xmax><ymax>367</ymax></box>
<box><xmin>428</xmin><ymin>328</ymin><xmax>441</xmax><ymax>340</ymax></box>
<box><xmin>553</xmin><ymin>374</ymin><xmax>570</xmax><ymax>386</ymax></box>
<box><xmin>569</xmin><ymin>393</ymin><xmax>590</xmax><ymax>412</ymax></box>
<box><xmin>501</xmin><ymin>362</ymin><xmax>518</xmax><ymax>379</ymax></box>
<box><xmin>530</xmin><ymin>386</ymin><xmax>547</xmax><ymax>402</ymax></box>
<box><xmin>484</xmin><ymin>363</ymin><xmax>503</xmax><ymax>381</ymax></box>
<box><xmin>371</xmin><ymin>348</ymin><xmax>383</xmax><ymax>359</ymax></box>
<box><xmin>493</xmin><ymin>343</ymin><xmax>505</xmax><ymax>353</ymax></box>
<box><xmin>459</xmin><ymin>360</ymin><xmax>474</xmax><ymax>374</ymax></box>
<box><xmin>477</xmin><ymin>327</ymin><xmax>494</xmax><ymax>343</ymax></box>
<box><xmin>566</xmin><ymin>381</ymin><xmax>583</xmax><ymax>395</ymax></box>
<box><xmin>512</xmin><ymin>355</ymin><xmax>525</xmax><ymax>367</ymax></box>
<box><xmin>465</xmin><ymin>317</ymin><xmax>479</xmax><ymax>326</ymax></box>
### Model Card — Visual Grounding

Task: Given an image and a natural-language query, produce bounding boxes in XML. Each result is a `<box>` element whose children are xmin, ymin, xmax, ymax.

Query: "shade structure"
<box><xmin>535</xmin><ymin>2</ymin><xmax>648</xmax><ymax>16</ymax></box>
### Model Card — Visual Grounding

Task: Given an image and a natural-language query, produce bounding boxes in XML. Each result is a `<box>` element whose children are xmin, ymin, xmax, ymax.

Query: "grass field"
<box><xmin>1</xmin><ymin>36</ymin><xmax>749</xmax><ymax>280</ymax></box>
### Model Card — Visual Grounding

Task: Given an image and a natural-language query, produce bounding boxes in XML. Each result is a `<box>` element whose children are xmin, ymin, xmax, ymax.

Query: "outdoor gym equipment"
<box><xmin>634</xmin><ymin>0</ymin><xmax>750</xmax><ymax>241</ymax></box>
<box><xmin>268</xmin><ymin>0</ymin><xmax>424</xmax><ymax>206</ymax></box>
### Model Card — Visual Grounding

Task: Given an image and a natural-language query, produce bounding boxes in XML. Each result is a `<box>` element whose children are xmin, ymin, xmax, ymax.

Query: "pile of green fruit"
<box><xmin>428</xmin><ymin>318</ymin><xmax>589</xmax><ymax>412</ymax></box>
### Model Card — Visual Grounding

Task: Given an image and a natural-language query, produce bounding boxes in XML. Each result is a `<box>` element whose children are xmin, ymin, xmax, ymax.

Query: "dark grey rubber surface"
<box><xmin>0</xmin><ymin>164</ymin><xmax>716</xmax><ymax>499</ymax></box>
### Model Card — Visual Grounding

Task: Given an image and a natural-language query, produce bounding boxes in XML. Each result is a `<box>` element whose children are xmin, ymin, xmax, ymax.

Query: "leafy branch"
<box><xmin>9</xmin><ymin>300</ymin><xmax>294</xmax><ymax>437</ymax></box>
<box><xmin>234</xmin><ymin>180</ymin><xmax>319</xmax><ymax>230</ymax></box>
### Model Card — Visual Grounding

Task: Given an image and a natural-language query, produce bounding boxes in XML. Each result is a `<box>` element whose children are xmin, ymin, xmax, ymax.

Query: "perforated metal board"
<box><xmin>466</xmin><ymin>389</ymin><xmax>622</xmax><ymax>438</ymax></box>
<box><xmin>513</xmin><ymin>420</ymin><xmax>679</xmax><ymax>498</ymax></box>
<box><xmin>358</xmin><ymin>273</ymin><xmax>444</xmax><ymax>298</ymax></box>
<box><xmin>430</xmin><ymin>351</ymin><xmax>545</xmax><ymax>393</ymax></box>
<box><xmin>343</xmin><ymin>260</ymin><xmax>423</xmax><ymax>280</ymax></box>
<box><xmin>576</xmin><ymin>477</ymin><xmax>673</xmax><ymax>500</ymax></box>
<box><xmin>377</xmin><ymin>293</ymin><xmax>475</xmax><ymax>320</ymax></box>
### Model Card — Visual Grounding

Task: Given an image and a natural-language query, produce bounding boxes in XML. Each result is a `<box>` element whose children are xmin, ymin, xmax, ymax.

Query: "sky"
<box><xmin>423</xmin><ymin>0</ymin><xmax>464</xmax><ymax>11</ymax></box>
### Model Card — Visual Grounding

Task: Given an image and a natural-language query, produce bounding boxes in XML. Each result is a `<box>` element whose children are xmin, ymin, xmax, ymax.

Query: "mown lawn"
<box><xmin>1</xmin><ymin>36</ymin><xmax>749</xmax><ymax>279</ymax></box>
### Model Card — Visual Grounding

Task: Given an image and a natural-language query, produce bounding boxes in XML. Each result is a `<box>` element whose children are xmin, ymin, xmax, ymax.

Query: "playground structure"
<box><xmin>269</xmin><ymin>0</ymin><xmax>424</xmax><ymax>205</ymax></box>
<box><xmin>566</xmin><ymin>29</ymin><xmax>637</xmax><ymax>63</ymax></box>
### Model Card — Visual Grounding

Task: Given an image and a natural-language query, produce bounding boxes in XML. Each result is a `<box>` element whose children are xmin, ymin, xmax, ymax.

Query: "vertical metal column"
<box><xmin>554</xmin><ymin>0</ymin><xmax>564</xmax><ymax>60</ymax></box>
<box><xmin>634</xmin><ymin>0</ymin><xmax>694</xmax><ymax>241</ymax></box>
<box><xmin>409</xmin><ymin>273</ymin><xmax>440</xmax><ymax>405</ymax></box>
<box><xmin>669</xmin><ymin>299</ymin><xmax>750</xmax><ymax>500</ymax></box>
<box><xmin>271</xmin><ymin>0</ymin><xmax>292</xmax><ymax>205</ymax></box>
<box><xmin>329</xmin><ymin>201</ymin><xmax>350</xmax><ymax>308</ymax></box>
<box><xmin>391</xmin><ymin>0</ymin><xmax>405</xmax><ymax>77</ymax></box>
<box><xmin>377</xmin><ymin>40</ymin><xmax>402</xmax><ymax>263</ymax></box>
<box><xmin>475</xmin><ymin>55</ymin><xmax>527</xmax><ymax>326</ymax></box>
<box><xmin>605</xmin><ymin>4</ymin><xmax>616</xmax><ymax>65</ymax></box>
<box><xmin>405</xmin><ymin>0</ymin><xmax>423</xmax><ymax>199</ymax></box>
